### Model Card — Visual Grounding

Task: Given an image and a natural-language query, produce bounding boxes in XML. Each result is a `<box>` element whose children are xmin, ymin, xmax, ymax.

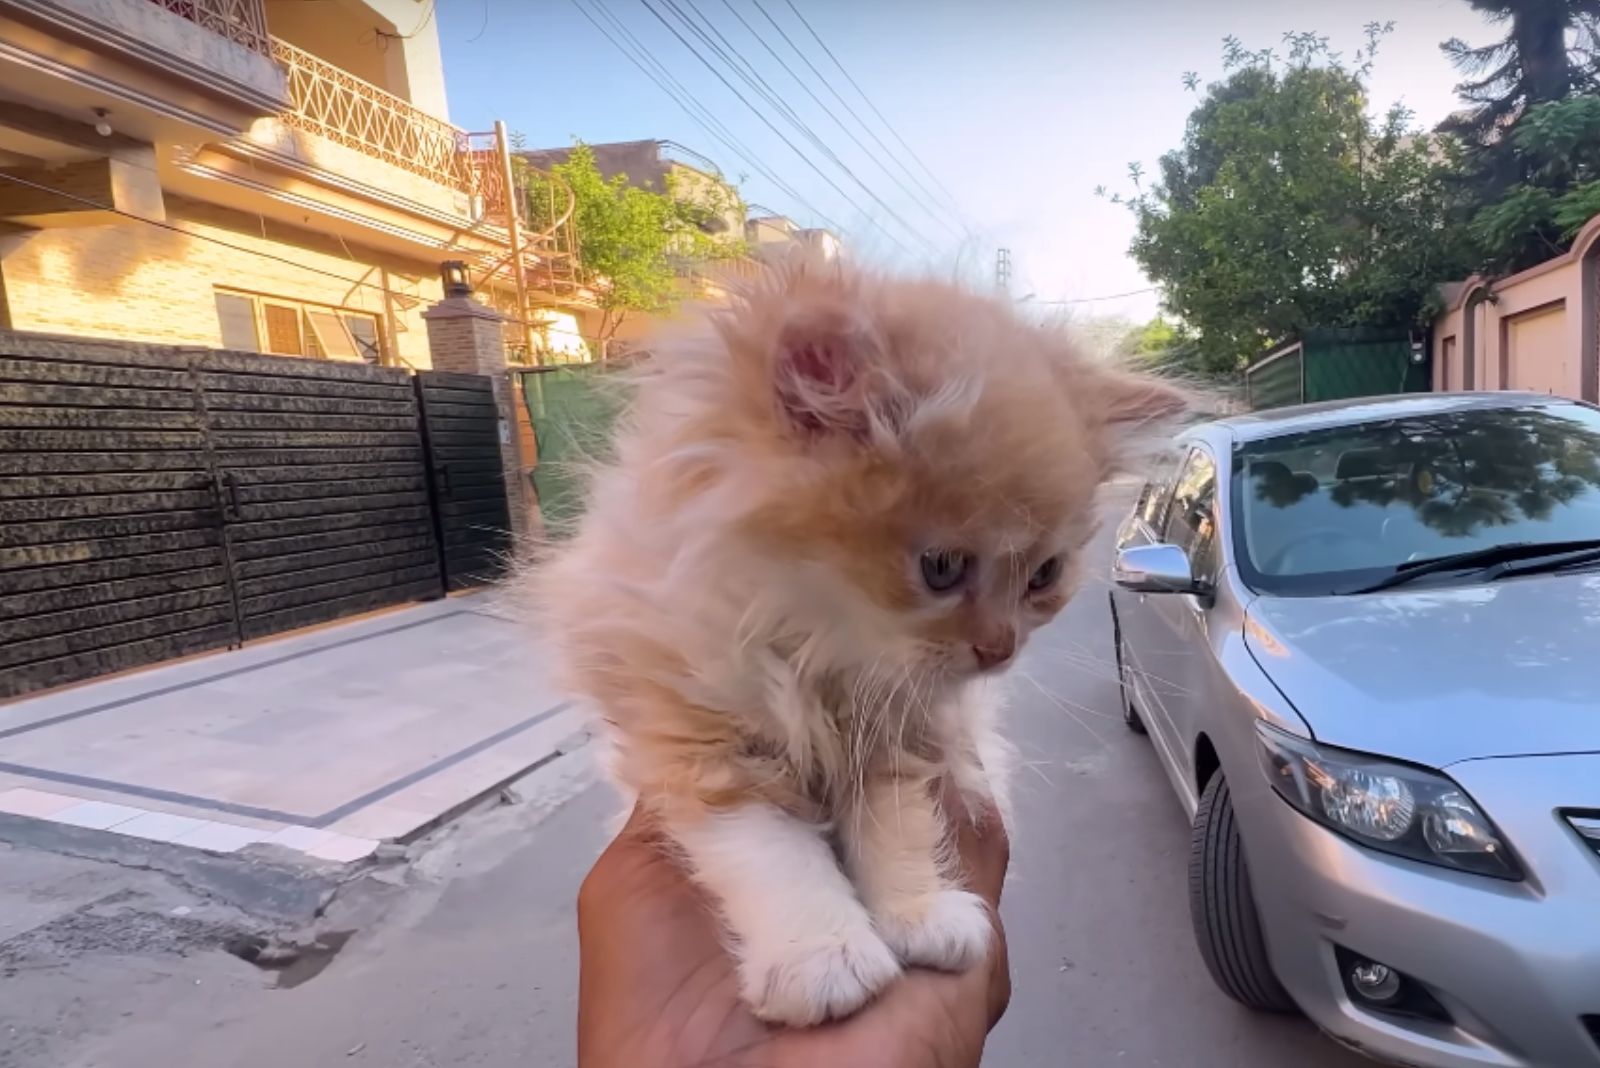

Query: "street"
<box><xmin>7</xmin><ymin>506</ymin><xmax>1367</xmax><ymax>1068</ymax></box>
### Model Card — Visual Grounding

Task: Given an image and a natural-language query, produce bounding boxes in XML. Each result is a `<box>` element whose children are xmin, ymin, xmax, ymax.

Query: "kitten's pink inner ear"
<box><xmin>787</xmin><ymin>339</ymin><xmax>855</xmax><ymax>392</ymax></box>
<box><xmin>774</xmin><ymin>320</ymin><xmax>871</xmax><ymax>434</ymax></box>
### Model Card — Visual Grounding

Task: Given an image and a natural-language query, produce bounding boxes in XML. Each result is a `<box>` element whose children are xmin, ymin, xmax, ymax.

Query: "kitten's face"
<box><xmin>684</xmin><ymin>261</ymin><xmax>1184</xmax><ymax>685</ymax></box>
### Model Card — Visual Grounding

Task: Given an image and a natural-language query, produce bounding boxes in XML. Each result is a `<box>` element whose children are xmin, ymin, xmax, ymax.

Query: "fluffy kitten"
<box><xmin>536</xmin><ymin>257</ymin><xmax>1184</xmax><ymax>1026</ymax></box>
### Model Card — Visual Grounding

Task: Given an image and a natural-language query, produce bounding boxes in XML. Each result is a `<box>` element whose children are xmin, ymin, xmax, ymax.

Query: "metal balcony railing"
<box><xmin>270</xmin><ymin>37</ymin><xmax>476</xmax><ymax>192</ymax></box>
<box><xmin>146</xmin><ymin>0</ymin><xmax>270</xmax><ymax>56</ymax></box>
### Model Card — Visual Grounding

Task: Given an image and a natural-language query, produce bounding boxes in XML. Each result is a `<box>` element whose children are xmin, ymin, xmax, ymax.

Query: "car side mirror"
<box><xmin>1113</xmin><ymin>543</ymin><xmax>1203</xmax><ymax>595</ymax></box>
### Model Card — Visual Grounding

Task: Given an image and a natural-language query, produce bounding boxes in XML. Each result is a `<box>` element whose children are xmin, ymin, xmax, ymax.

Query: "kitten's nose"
<box><xmin>971</xmin><ymin>629</ymin><xmax>1017</xmax><ymax>671</ymax></box>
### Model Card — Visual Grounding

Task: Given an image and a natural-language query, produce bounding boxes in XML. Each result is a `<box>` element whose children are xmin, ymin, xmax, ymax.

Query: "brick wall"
<box><xmin>0</xmin><ymin>196</ymin><xmax>444</xmax><ymax>368</ymax></box>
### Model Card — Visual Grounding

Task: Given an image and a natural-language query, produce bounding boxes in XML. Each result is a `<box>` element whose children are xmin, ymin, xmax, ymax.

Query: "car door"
<box><xmin>1139</xmin><ymin>446</ymin><xmax>1223</xmax><ymax>805</ymax></box>
<box><xmin>1113</xmin><ymin>445</ymin><xmax>1185</xmax><ymax>735</ymax></box>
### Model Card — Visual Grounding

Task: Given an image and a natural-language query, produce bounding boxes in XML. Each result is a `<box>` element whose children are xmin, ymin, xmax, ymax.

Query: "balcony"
<box><xmin>0</xmin><ymin>0</ymin><xmax>285</xmax><ymax>139</ymax></box>
<box><xmin>172</xmin><ymin>33</ymin><xmax>582</xmax><ymax>320</ymax></box>
<box><xmin>270</xmin><ymin>37</ymin><xmax>472</xmax><ymax>195</ymax></box>
<box><xmin>147</xmin><ymin>0</ymin><xmax>270</xmax><ymax>56</ymax></box>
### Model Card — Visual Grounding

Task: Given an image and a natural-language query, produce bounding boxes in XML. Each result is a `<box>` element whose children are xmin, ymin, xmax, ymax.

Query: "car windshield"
<box><xmin>1230</xmin><ymin>402</ymin><xmax>1600</xmax><ymax>595</ymax></box>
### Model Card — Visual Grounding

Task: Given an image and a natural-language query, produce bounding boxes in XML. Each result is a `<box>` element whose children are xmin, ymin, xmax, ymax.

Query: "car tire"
<box><xmin>1189</xmin><ymin>773</ymin><xmax>1297</xmax><ymax>1014</ymax></box>
<box><xmin>1109</xmin><ymin>595</ymin><xmax>1147</xmax><ymax>735</ymax></box>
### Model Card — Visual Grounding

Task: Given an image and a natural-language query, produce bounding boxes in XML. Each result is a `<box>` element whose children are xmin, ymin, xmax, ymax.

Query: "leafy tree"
<box><xmin>521</xmin><ymin>144</ymin><xmax>743</xmax><ymax>348</ymax></box>
<box><xmin>1438</xmin><ymin>0</ymin><xmax>1600</xmax><ymax>189</ymax></box>
<box><xmin>1468</xmin><ymin>94</ymin><xmax>1600</xmax><ymax>266</ymax></box>
<box><xmin>1436</xmin><ymin>2</ymin><xmax>1600</xmax><ymax>271</ymax></box>
<box><xmin>1118</xmin><ymin>316</ymin><xmax>1202</xmax><ymax>373</ymax></box>
<box><xmin>1106</xmin><ymin>27</ymin><xmax>1475</xmax><ymax>376</ymax></box>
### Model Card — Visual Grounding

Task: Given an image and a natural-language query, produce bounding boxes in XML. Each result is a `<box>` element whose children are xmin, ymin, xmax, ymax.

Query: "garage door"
<box><xmin>1506</xmin><ymin>304</ymin><xmax>1568</xmax><ymax>395</ymax></box>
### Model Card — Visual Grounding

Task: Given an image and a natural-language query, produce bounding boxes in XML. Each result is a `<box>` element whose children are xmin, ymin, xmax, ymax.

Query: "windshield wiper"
<box><xmin>1343</xmin><ymin>539</ymin><xmax>1600</xmax><ymax>595</ymax></box>
<box><xmin>1495</xmin><ymin>545</ymin><xmax>1600</xmax><ymax>580</ymax></box>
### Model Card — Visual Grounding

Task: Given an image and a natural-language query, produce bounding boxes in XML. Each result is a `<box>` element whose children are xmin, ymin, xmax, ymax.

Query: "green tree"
<box><xmin>1119</xmin><ymin>316</ymin><xmax>1201</xmax><ymax>373</ymax></box>
<box><xmin>1438</xmin><ymin>0</ymin><xmax>1600</xmax><ymax>193</ymax></box>
<box><xmin>1107</xmin><ymin>27</ymin><xmax>1475</xmax><ymax>377</ymax></box>
<box><xmin>1468</xmin><ymin>94</ymin><xmax>1600</xmax><ymax>267</ymax></box>
<box><xmin>1434</xmin><ymin>2</ymin><xmax>1600</xmax><ymax>270</ymax></box>
<box><xmin>523</xmin><ymin>144</ymin><xmax>742</xmax><ymax>349</ymax></box>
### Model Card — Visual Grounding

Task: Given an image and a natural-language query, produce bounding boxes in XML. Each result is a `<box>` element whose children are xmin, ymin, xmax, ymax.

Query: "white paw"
<box><xmin>741</xmin><ymin>927</ymin><xmax>902</xmax><ymax>1026</ymax></box>
<box><xmin>876</xmin><ymin>889</ymin><xmax>992</xmax><ymax>972</ymax></box>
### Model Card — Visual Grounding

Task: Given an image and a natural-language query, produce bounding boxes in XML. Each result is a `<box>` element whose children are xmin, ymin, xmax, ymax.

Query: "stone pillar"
<box><xmin>421</xmin><ymin>295</ymin><xmax>538</xmax><ymax>545</ymax></box>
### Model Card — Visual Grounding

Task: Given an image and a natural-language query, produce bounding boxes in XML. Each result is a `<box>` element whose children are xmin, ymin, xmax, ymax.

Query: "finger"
<box><xmin>938</xmin><ymin>779</ymin><xmax>1010</xmax><ymax>906</ymax></box>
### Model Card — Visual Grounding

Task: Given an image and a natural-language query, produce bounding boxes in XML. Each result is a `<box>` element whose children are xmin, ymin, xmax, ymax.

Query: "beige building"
<box><xmin>0</xmin><ymin>0</ymin><xmax>588</xmax><ymax>368</ymax></box>
<box><xmin>1432</xmin><ymin>214</ymin><xmax>1600</xmax><ymax>401</ymax></box>
<box><xmin>746</xmin><ymin>211</ymin><xmax>840</xmax><ymax>262</ymax></box>
<box><xmin>520</xmin><ymin>137</ymin><xmax>771</xmax><ymax>348</ymax></box>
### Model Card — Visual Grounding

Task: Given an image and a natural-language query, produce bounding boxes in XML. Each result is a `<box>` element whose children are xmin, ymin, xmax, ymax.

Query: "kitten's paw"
<box><xmin>876</xmin><ymin>889</ymin><xmax>993</xmax><ymax>972</ymax></box>
<box><xmin>741</xmin><ymin>927</ymin><xmax>902</xmax><ymax>1026</ymax></box>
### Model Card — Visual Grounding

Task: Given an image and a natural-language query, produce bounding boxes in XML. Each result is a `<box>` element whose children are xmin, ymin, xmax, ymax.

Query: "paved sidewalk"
<box><xmin>0</xmin><ymin>594</ymin><xmax>584</xmax><ymax>866</ymax></box>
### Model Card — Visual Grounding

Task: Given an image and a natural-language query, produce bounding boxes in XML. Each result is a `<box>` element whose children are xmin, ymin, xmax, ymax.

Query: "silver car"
<box><xmin>1108</xmin><ymin>392</ymin><xmax>1600</xmax><ymax>1068</ymax></box>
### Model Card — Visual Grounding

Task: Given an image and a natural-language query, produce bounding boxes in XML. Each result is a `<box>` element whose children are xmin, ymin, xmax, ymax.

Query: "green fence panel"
<box><xmin>519</xmin><ymin>367</ymin><xmax>624</xmax><ymax>535</ymax></box>
<box><xmin>1304</xmin><ymin>336</ymin><xmax>1421</xmax><ymax>402</ymax></box>
<box><xmin>1247</xmin><ymin>349</ymin><xmax>1303</xmax><ymax>410</ymax></box>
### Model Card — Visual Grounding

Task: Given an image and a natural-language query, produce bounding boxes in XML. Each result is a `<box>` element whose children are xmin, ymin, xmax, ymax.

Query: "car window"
<box><xmin>1164</xmin><ymin>448</ymin><xmax>1219</xmax><ymax>580</ymax></box>
<box><xmin>1231</xmin><ymin>402</ymin><xmax>1600</xmax><ymax>595</ymax></box>
<box><xmin>1135</xmin><ymin>448</ymin><xmax>1184</xmax><ymax>531</ymax></box>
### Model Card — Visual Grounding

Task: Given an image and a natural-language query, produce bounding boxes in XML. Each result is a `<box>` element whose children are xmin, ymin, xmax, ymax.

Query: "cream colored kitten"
<box><xmin>535</xmin><ymin>256</ymin><xmax>1184</xmax><ymax>1026</ymax></box>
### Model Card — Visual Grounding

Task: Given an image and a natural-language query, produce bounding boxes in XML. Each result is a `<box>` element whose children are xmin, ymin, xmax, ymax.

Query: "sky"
<box><xmin>435</xmin><ymin>0</ymin><xmax>1500</xmax><ymax>324</ymax></box>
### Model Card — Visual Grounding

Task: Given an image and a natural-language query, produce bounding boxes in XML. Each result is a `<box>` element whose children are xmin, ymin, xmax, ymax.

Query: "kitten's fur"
<box><xmin>535</xmin><ymin>257</ymin><xmax>1184</xmax><ymax>1026</ymax></box>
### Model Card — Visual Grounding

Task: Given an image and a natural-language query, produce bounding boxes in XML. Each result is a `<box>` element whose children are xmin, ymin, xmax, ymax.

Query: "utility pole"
<box><xmin>493</xmin><ymin>120</ymin><xmax>538</xmax><ymax>365</ymax></box>
<box><xmin>995</xmin><ymin>247</ymin><xmax>1012</xmax><ymax>293</ymax></box>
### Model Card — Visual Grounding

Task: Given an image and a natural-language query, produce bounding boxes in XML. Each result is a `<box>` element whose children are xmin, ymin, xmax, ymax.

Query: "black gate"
<box><xmin>415</xmin><ymin>371</ymin><xmax>512</xmax><ymax>590</ymax></box>
<box><xmin>0</xmin><ymin>333</ymin><xmax>449</xmax><ymax>699</ymax></box>
<box><xmin>203</xmin><ymin>351</ymin><xmax>444</xmax><ymax>640</ymax></box>
<box><xmin>0</xmin><ymin>338</ymin><xmax>237</xmax><ymax>697</ymax></box>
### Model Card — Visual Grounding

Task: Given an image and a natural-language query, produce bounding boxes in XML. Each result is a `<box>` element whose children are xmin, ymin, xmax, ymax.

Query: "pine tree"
<box><xmin>1439</xmin><ymin>0</ymin><xmax>1600</xmax><ymax>189</ymax></box>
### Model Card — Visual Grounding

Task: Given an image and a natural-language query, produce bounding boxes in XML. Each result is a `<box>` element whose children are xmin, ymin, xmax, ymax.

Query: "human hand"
<box><xmin>576</xmin><ymin>785</ymin><xmax>1011</xmax><ymax>1068</ymax></box>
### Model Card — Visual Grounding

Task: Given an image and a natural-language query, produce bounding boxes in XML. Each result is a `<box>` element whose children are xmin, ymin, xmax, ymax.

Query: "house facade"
<box><xmin>1432</xmin><ymin>214</ymin><xmax>1600</xmax><ymax>402</ymax></box>
<box><xmin>0</xmin><ymin>0</ymin><xmax>586</xmax><ymax>368</ymax></box>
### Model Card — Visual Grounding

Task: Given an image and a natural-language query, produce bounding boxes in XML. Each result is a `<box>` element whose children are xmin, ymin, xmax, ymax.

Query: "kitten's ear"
<box><xmin>1086</xmin><ymin>368</ymin><xmax>1191</xmax><ymax>471</ymax></box>
<box><xmin>772</xmin><ymin>312</ymin><xmax>891</xmax><ymax>437</ymax></box>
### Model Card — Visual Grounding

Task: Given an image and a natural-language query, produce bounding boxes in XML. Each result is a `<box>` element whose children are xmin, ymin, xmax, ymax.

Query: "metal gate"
<box><xmin>0</xmin><ymin>333</ymin><xmax>446</xmax><ymax>699</ymax></box>
<box><xmin>205</xmin><ymin>351</ymin><xmax>443</xmax><ymax>639</ymax></box>
<box><xmin>415</xmin><ymin>371</ymin><xmax>511</xmax><ymax>590</ymax></box>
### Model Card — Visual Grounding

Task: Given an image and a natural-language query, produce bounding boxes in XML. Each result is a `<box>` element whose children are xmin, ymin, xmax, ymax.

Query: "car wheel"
<box><xmin>1109</xmin><ymin>595</ymin><xmax>1146</xmax><ymax>735</ymax></box>
<box><xmin>1189</xmin><ymin>773</ymin><xmax>1297</xmax><ymax>1013</ymax></box>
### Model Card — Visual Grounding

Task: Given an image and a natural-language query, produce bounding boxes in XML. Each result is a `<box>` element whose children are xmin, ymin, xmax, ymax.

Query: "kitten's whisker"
<box><xmin>1043</xmin><ymin>644</ymin><xmax>1194</xmax><ymax>696</ymax></box>
<box><xmin>1017</xmin><ymin>669</ymin><xmax>1111</xmax><ymax>747</ymax></box>
<box><xmin>1021</xmin><ymin>760</ymin><xmax>1056</xmax><ymax>788</ymax></box>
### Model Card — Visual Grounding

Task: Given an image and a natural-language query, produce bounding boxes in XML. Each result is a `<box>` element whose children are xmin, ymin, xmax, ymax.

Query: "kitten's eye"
<box><xmin>920</xmin><ymin>549</ymin><xmax>971</xmax><ymax>593</ymax></box>
<box><xmin>1028</xmin><ymin>556</ymin><xmax>1063</xmax><ymax>592</ymax></box>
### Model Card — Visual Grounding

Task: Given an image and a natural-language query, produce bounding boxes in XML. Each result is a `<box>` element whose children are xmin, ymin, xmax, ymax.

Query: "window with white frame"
<box><xmin>214</xmin><ymin>289</ymin><xmax>385</xmax><ymax>364</ymax></box>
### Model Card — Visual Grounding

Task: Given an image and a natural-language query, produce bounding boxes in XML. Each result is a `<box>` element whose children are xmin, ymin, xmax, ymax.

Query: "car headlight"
<box><xmin>1255</xmin><ymin>722</ymin><xmax>1521</xmax><ymax>880</ymax></box>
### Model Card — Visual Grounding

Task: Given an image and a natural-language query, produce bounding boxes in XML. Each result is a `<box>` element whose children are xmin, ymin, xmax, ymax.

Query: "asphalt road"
<box><xmin>978</xmin><ymin>554</ymin><xmax>1363</xmax><ymax>1067</ymax></box>
<box><xmin>49</xmin><ymin>508</ymin><xmax>1369</xmax><ymax>1068</ymax></box>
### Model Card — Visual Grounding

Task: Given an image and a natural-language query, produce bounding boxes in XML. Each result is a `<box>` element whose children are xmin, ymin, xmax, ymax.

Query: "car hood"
<box><xmin>1243</xmin><ymin>571</ymin><xmax>1600</xmax><ymax>767</ymax></box>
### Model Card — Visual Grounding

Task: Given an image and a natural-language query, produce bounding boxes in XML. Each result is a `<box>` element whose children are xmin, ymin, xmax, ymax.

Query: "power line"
<box><xmin>711</xmin><ymin>0</ymin><xmax>962</xmax><ymax>241</ymax></box>
<box><xmin>751</xmin><ymin>0</ymin><xmax>963</xmax><ymax>233</ymax></box>
<box><xmin>660</xmin><ymin>0</ymin><xmax>947</xmax><ymax>251</ymax></box>
<box><xmin>774</xmin><ymin>0</ymin><xmax>968</xmax><ymax>225</ymax></box>
<box><xmin>375</xmin><ymin>0</ymin><xmax>436</xmax><ymax>41</ymax></box>
<box><xmin>569</xmin><ymin>0</ymin><xmax>847</xmax><ymax>237</ymax></box>
<box><xmin>634</xmin><ymin>0</ymin><xmax>920</xmax><ymax>257</ymax></box>
<box><xmin>579</xmin><ymin>0</ymin><xmax>848</xmax><ymax>235</ymax></box>
<box><xmin>1031</xmin><ymin>286</ymin><xmax>1160</xmax><ymax>305</ymax></box>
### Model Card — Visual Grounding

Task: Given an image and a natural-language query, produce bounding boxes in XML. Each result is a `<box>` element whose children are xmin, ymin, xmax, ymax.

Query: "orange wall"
<box><xmin>1434</xmin><ymin>224</ymin><xmax>1599</xmax><ymax>400</ymax></box>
